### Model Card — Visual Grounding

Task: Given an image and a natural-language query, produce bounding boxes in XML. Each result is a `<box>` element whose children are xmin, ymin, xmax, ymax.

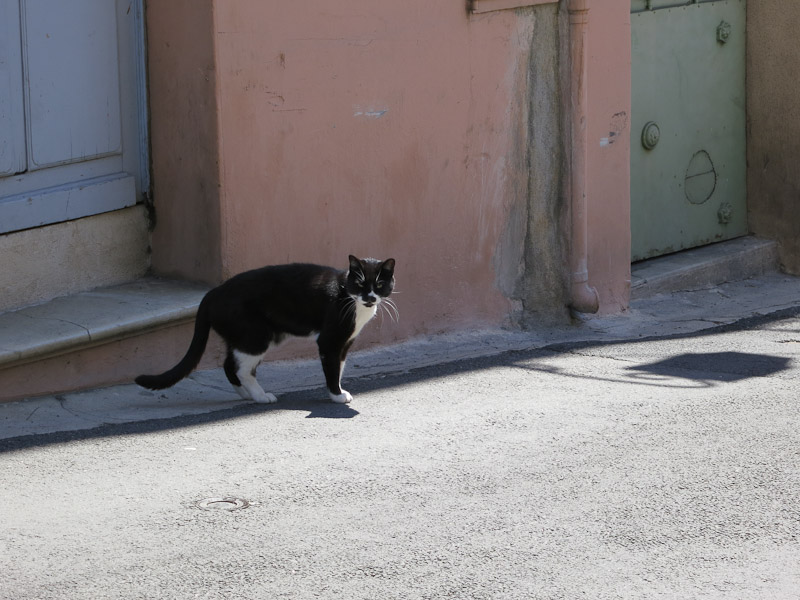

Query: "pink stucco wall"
<box><xmin>147</xmin><ymin>0</ymin><xmax>224</xmax><ymax>284</ymax></box>
<box><xmin>585</xmin><ymin>0</ymin><xmax>631</xmax><ymax>314</ymax></box>
<box><xmin>209</xmin><ymin>2</ymin><xmax>540</xmax><ymax>343</ymax></box>
<box><xmin>146</xmin><ymin>0</ymin><xmax>633</xmax><ymax>350</ymax></box>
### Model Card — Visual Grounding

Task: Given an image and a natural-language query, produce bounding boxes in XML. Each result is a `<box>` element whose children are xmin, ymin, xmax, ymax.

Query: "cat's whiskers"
<box><xmin>377</xmin><ymin>301</ymin><xmax>386</xmax><ymax>326</ymax></box>
<box><xmin>340</xmin><ymin>297</ymin><xmax>358</xmax><ymax>325</ymax></box>
<box><xmin>388</xmin><ymin>300</ymin><xmax>400</xmax><ymax>322</ymax></box>
<box><xmin>377</xmin><ymin>304</ymin><xmax>390</xmax><ymax>326</ymax></box>
<box><xmin>380</xmin><ymin>297</ymin><xmax>400</xmax><ymax>323</ymax></box>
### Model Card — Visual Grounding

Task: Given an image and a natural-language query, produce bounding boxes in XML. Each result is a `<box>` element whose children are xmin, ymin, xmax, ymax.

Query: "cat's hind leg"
<box><xmin>224</xmin><ymin>348</ymin><xmax>277</xmax><ymax>404</ymax></box>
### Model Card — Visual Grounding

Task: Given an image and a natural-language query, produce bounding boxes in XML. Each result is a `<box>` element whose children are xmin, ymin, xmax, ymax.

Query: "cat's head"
<box><xmin>346</xmin><ymin>255</ymin><xmax>395</xmax><ymax>307</ymax></box>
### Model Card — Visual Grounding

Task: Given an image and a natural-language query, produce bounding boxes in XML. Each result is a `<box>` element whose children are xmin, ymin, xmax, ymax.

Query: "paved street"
<box><xmin>1</xmin><ymin>303</ymin><xmax>799</xmax><ymax>599</ymax></box>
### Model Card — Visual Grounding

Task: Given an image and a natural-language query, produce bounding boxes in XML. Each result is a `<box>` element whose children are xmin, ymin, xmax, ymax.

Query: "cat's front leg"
<box><xmin>318</xmin><ymin>346</ymin><xmax>352</xmax><ymax>404</ymax></box>
<box><xmin>323</xmin><ymin>357</ymin><xmax>352</xmax><ymax>404</ymax></box>
<box><xmin>329</xmin><ymin>389</ymin><xmax>353</xmax><ymax>404</ymax></box>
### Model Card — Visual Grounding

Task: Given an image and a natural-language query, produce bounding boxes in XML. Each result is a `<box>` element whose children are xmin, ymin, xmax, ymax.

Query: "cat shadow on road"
<box><xmin>0</xmin><ymin>389</ymin><xmax>360</xmax><ymax>453</ymax></box>
<box><xmin>269</xmin><ymin>392</ymin><xmax>361</xmax><ymax>419</ymax></box>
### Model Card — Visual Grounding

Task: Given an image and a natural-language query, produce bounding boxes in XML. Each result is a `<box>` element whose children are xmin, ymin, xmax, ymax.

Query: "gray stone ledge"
<box><xmin>0</xmin><ymin>278</ymin><xmax>209</xmax><ymax>368</ymax></box>
<box><xmin>631</xmin><ymin>237</ymin><xmax>779</xmax><ymax>299</ymax></box>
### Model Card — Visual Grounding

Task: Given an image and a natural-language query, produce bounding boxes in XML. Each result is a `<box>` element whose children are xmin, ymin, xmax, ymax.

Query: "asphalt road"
<box><xmin>1</xmin><ymin>310</ymin><xmax>799</xmax><ymax>599</ymax></box>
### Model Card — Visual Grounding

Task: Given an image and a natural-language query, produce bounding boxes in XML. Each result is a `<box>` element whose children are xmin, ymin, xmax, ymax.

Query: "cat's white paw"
<box><xmin>252</xmin><ymin>391</ymin><xmax>278</xmax><ymax>404</ymax></box>
<box><xmin>329</xmin><ymin>390</ymin><xmax>353</xmax><ymax>404</ymax></box>
<box><xmin>235</xmin><ymin>385</ymin><xmax>277</xmax><ymax>404</ymax></box>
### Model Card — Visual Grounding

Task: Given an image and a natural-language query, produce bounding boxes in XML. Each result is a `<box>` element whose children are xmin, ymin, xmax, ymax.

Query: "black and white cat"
<box><xmin>135</xmin><ymin>255</ymin><xmax>396</xmax><ymax>404</ymax></box>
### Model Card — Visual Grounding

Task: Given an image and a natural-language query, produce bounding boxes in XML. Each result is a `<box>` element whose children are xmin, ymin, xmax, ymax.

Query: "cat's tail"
<box><xmin>134</xmin><ymin>298</ymin><xmax>212</xmax><ymax>390</ymax></box>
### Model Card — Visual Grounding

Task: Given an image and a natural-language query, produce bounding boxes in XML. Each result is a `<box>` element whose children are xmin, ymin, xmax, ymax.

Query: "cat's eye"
<box><xmin>375</xmin><ymin>282</ymin><xmax>384</xmax><ymax>289</ymax></box>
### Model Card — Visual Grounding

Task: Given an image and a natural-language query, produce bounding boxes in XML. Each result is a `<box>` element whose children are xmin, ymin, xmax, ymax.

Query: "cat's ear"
<box><xmin>348</xmin><ymin>255</ymin><xmax>363</xmax><ymax>274</ymax></box>
<box><xmin>380</xmin><ymin>258</ymin><xmax>395</xmax><ymax>275</ymax></box>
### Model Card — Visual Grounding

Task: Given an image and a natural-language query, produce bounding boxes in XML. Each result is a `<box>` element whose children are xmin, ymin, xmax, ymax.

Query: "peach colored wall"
<box><xmin>146</xmin><ymin>0</ymin><xmax>224</xmax><ymax>284</ymax></box>
<box><xmin>146</xmin><ymin>1</ymin><xmax>633</xmax><ymax>352</ymax></box>
<box><xmin>210</xmin><ymin>2</ymin><xmax>542</xmax><ymax>342</ymax></box>
<box><xmin>585</xmin><ymin>0</ymin><xmax>631</xmax><ymax>314</ymax></box>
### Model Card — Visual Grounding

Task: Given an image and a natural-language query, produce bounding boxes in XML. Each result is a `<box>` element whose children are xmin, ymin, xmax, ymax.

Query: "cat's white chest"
<box><xmin>350</xmin><ymin>302</ymin><xmax>377</xmax><ymax>342</ymax></box>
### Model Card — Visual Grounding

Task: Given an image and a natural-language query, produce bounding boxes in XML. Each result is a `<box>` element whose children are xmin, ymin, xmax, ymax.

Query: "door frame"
<box><xmin>0</xmin><ymin>0</ymin><xmax>149</xmax><ymax>234</ymax></box>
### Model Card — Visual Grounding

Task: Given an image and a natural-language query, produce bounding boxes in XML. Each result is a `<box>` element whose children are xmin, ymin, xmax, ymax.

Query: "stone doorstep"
<box><xmin>631</xmin><ymin>236</ymin><xmax>780</xmax><ymax>300</ymax></box>
<box><xmin>0</xmin><ymin>278</ymin><xmax>210</xmax><ymax>370</ymax></box>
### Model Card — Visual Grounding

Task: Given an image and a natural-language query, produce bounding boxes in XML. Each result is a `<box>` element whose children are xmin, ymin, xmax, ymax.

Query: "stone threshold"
<box><xmin>631</xmin><ymin>236</ymin><xmax>780</xmax><ymax>300</ymax></box>
<box><xmin>0</xmin><ymin>278</ymin><xmax>209</xmax><ymax>369</ymax></box>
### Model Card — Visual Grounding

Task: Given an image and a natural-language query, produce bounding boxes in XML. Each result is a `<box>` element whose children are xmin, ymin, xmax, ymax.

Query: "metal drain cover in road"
<box><xmin>196</xmin><ymin>497</ymin><xmax>250</xmax><ymax>511</ymax></box>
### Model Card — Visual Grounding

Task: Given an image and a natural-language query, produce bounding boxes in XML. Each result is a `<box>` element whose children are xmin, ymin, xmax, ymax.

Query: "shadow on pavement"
<box><xmin>507</xmin><ymin>350</ymin><xmax>794</xmax><ymax>390</ymax></box>
<box><xmin>0</xmin><ymin>396</ymin><xmax>359</xmax><ymax>453</ymax></box>
<box><xmin>626</xmin><ymin>352</ymin><xmax>792</xmax><ymax>382</ymax></box>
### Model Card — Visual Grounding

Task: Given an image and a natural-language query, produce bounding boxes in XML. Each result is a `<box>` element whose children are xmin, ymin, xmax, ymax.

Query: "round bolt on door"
<box><xmin>641</xmin><ymin>121</ymin><xmax>661</xmax><ymax>150</ymax></box>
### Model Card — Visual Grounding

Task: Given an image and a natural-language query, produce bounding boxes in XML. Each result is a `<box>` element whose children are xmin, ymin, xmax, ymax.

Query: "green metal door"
<box><xmin>630</xmin><ymin>0</ymin><xmax>747</xmax><ymax>261</ymax></box>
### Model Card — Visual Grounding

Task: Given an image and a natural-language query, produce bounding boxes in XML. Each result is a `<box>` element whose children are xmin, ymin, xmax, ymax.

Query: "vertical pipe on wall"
<box><xmin>567</xmin><ymin>0</ymin><xmax>599</xmax><ymax>313</ymax></box>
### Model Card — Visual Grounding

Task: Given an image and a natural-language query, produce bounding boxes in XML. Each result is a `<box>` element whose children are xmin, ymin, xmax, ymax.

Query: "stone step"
<box><xmin>0</xmin><ymin>278</ymin><xmax>212</xmax><ymax>401</ymax></box>
<box><xmin>631</xmin><ymin>236</ymin><xmax>780</xmax><ymax>300</ymax></box>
